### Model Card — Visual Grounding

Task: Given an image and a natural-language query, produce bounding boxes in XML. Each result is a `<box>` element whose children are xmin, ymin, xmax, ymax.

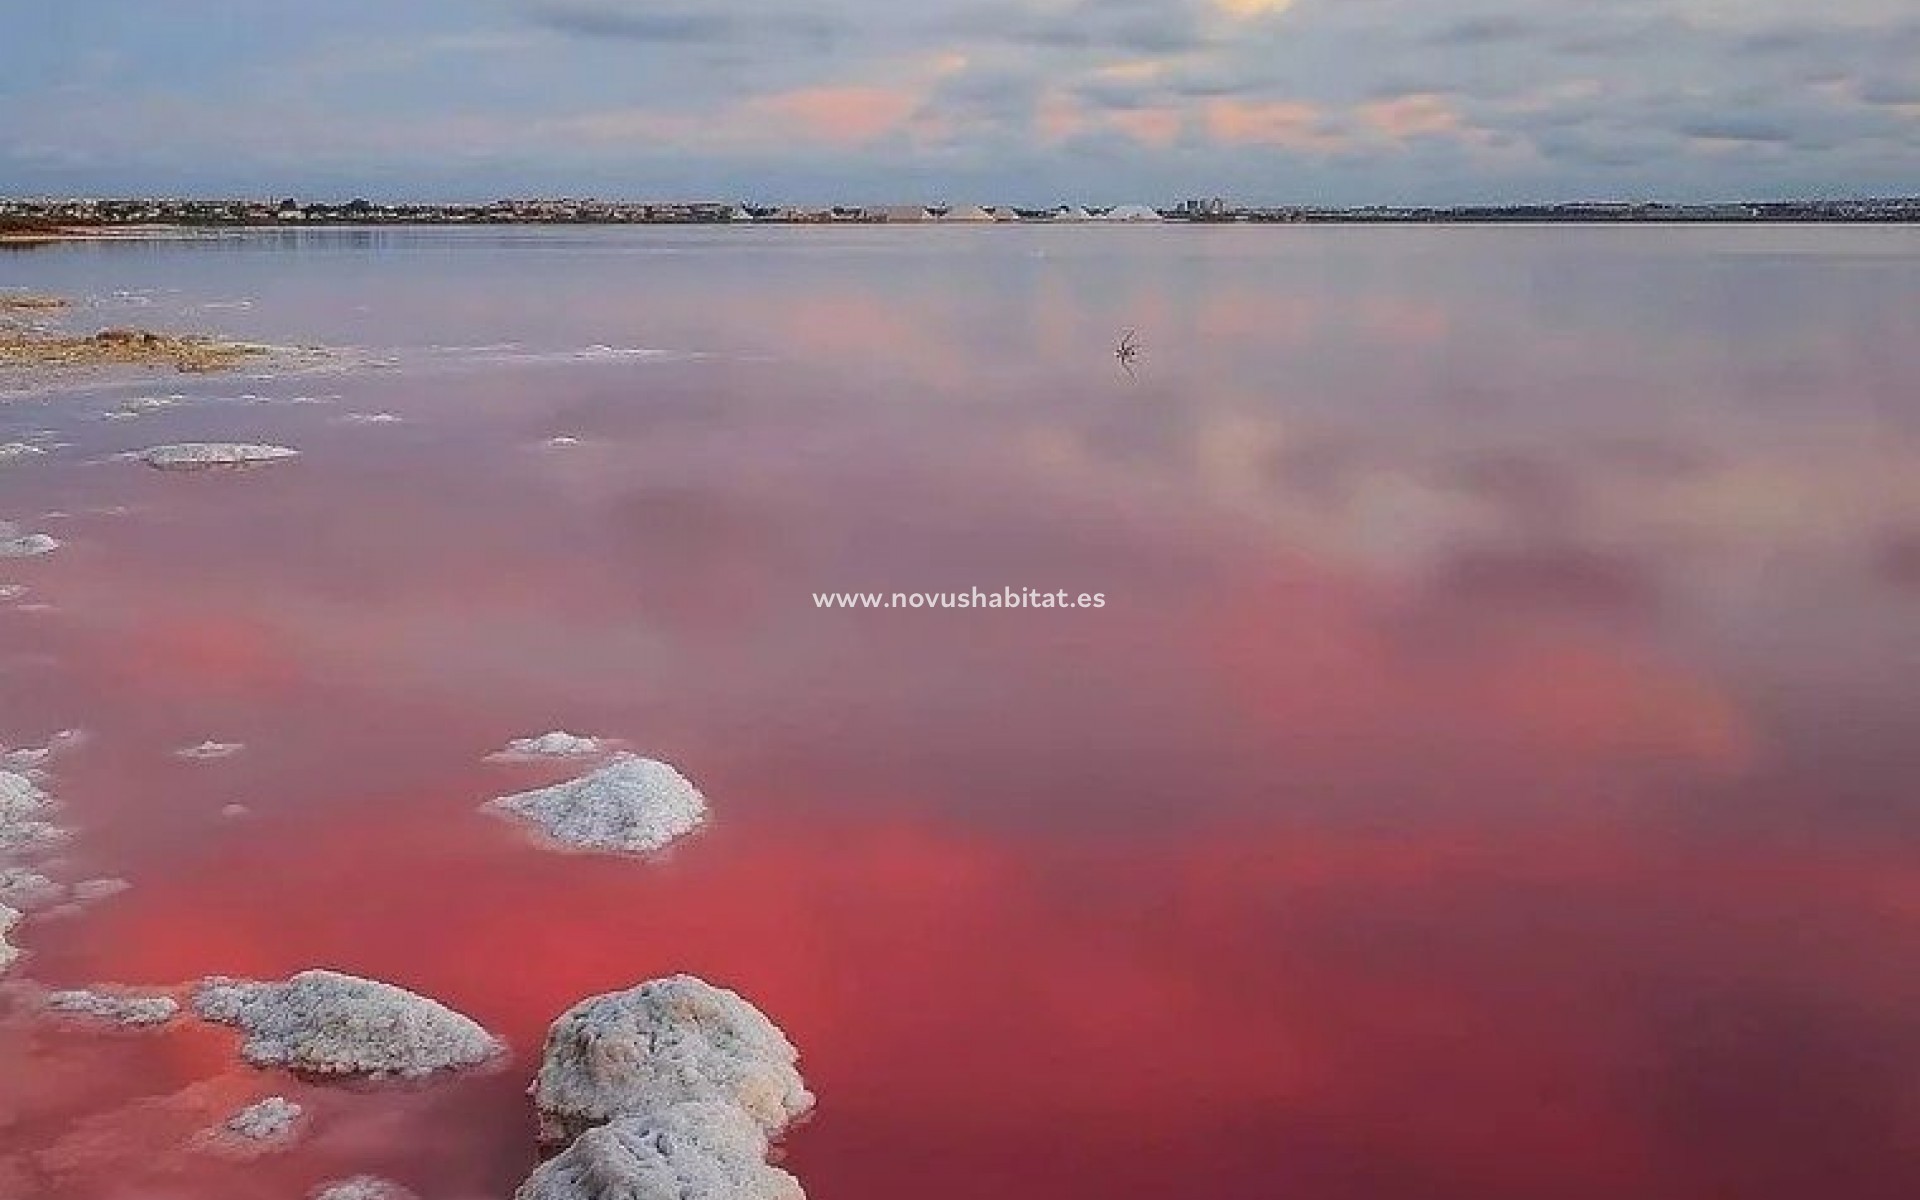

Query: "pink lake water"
<box><xmin>2</xmin><ymin>224</ymin><xmax>1919</xmax><ymax>1199</ymax></box>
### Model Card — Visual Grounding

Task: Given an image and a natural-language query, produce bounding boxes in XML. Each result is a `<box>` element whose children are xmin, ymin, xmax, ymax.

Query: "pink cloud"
<box><xmin>751</xmin><ymin>85</ymin><xmax>922</xmax><ymax>146</ymax></box>
<box><xmin>1109</xmin><ymin>106</ymin><xmax>1184</xmax><ymax>148</ymax></box>
<box><xmin>1204</xmin><ymin>98</ymin><xmax>1346</xmax><ymax>151</ymax></box>
<box><xmin>1359</xmin><ymin>92</ymin><xmax>1465</xmax><ymax>140</ymax></box>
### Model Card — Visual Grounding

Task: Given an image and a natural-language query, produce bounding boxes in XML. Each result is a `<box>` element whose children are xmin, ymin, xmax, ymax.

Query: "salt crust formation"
<box><xmin>222</xmin><ymin>1095</ymin><xmax>303</xmax><ymax>1141</ymax></box>
<box><xmin>176</xmin><ymin>740</ymin><xmax>245</xmax><ymax>760</ymax></box>
<box><xmin>516</xmin><ymin>1103</ymin><xmax>803</xmax><ymax>1200</ymax></box>
<box><xmin>193</xmin><ymin>969</ymin><xmax>503</xmax><ymax>1078</ymax></box>
<box><xmin>47</xmin><ymin>988</ymin><xmax>181</xmax><ymax>1027</ymax></box>
<box><xmin>532</xmin><ymin>975</ymin><xmax>813</xmax><ymax>1148</ymax></box>
<box><xmin>312</xmin><ymin>1177</ymin><xmax>420</xmax><ymax>1200</ymax></box>
<box><xmin>0</xmin><ymin>521</ymin><xmax>59</xmax><ymax>557</ymax></box>
<box><xmin>138</xmin><ymin>443</ymin><xmax>299</xmax><ymax>470</ymax></box>
<box><xmin>490</xmin><ymin>731</ymin><xmax>607</xmax><ymax>760</ymax></box>
<box><xmin>0</xmin><ymin>769</ymin><xmax>60</xmax><ymax>851</ymax></box>
<box><xmin>522</xmin><ymin>976</ymin><xmax>812</xmax><ymax>1199</ymax></box>
<box><xmin>0</xmin><ymin>903</ymin><xmax>19</xmax><ymax>975</ymax></box>
<box><xmin>486</xmin><ymin>754</ymin><xmax>707</xmax><ymax>856</ymax></box>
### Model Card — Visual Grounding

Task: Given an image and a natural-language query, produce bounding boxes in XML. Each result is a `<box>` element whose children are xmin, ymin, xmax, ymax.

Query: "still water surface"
<box><xmin>2</xmin><ymin>226</ymin><xmax>1919</xmax><ymax>1199</ymax></box>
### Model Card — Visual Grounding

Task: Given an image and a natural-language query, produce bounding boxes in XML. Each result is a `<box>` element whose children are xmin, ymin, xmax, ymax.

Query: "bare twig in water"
<box><xmin>1116</xmin><ymin>328</ymin><xmax>1141</xmax><ymax>377</ymax></box>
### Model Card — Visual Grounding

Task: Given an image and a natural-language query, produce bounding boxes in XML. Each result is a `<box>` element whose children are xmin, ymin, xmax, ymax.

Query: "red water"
<box><xmin>2</xmin><ymin>227</ymin><xmax>1919</xmax><ymax>1198</ymax></box>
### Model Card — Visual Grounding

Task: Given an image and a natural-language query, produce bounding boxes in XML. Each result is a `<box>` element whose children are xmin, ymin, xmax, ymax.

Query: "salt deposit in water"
<box><xmin>515</xmin><ymin>1103</ymin><xmax>805</xmax><ymax>1200</ymax></box>
<box><xmin>530</xmin><ymin>975</ymin><xmax>812</xmax><ymax>1150</ymax></box>
<box><xmin>175</xmin><ymin>740</ymin><xmax>244</xmax><ymax>760</ymax></box>
<box><xmin>193</xmin><ymin>969</ymin><xmax>503</xmax><ymax>1078</ymax></box>
<box><xmin>488</xmin><ymin>731</ymin><xmax>607</xmax><ymax>761</ymax></box>
<box><xmin>0</xmin><ymin>904</ymin><xmax>20</xmax><ymax>975</ymax></box>
<box><xmin>313</xmin><ymin>1177</ymin><xmax>421</xmax><ymax>1200</ymax></box>
<box><xmin>221</xmin><ymin>1096</ymin><xmax>303</xmax><ymax>1141</ymax></box>
<box><xmin>0</xmin><ymin>525</ymin><xmax>59</xmax><ymax>558</ymax></box>
<box><xmin>0</xmin><ymin>768</ymin><xmax>61</xmax><ymax>851</ymax></box>
<box><xmin>138</xmin><ymin>443</ymin><xmax>300</xmax><ymax>471</ymax></box>
<box><xmin>0</xmin><ymin>867</ymin><xmax>62</xmax><ymax>910</ymax></box>
<box><xmin>47</xmin><ymin>988</ymin><xmax>181</xmax><ymax>1028</ymax></box>
<box><xmin>485</xmin><ymin>754</ymin><xmax>707</xmax><ymax>857</ymax></box>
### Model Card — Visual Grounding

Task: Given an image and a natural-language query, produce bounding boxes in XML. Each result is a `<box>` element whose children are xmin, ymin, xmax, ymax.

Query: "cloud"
<box><xmin>525</xmin><ymin>0</ymin><xmax>841</xmax><ymax>44</ymax></box>
<box><xmin>2</xmin><ymin>0</ymin><xmax>1917</xmax><ymax>201</ymax></box>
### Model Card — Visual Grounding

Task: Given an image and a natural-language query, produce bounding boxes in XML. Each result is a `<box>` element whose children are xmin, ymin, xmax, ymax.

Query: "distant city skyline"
<box><xmin>5</xmin><ymin>1</ymin><xmax>1917</xmax><ymax>204</ymax></box>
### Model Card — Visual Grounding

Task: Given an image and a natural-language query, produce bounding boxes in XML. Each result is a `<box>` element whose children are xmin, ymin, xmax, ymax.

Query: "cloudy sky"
<box><xmin>3</xmin><ymin>0</ymin><xmax>1916</xmax><ymax>204</ymax></box>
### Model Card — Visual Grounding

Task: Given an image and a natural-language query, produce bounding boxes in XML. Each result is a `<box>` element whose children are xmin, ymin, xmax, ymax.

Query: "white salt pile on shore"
<box><xmin>519</xmin><ymin>975</ymin><xmax>813</xmax><ymax>1200</ymax></box>
<box><xmin>485</xmin><ymin>754</ymin><xmax>707</xmax><ymax>856</ymax></box>
<box><xmin>193</xmin><ymin>969</ymin><xmax>503</xmax><ymax>1078</ymax></box>
<box><xmin>488</xmin><ymin>731</ymin><xmax>607</xmax><ymax>761</ymax></box>
<box><xmin>138</xmin><ymin>443</ymin><xmax>300</xmax><ymax>471</ymax></box>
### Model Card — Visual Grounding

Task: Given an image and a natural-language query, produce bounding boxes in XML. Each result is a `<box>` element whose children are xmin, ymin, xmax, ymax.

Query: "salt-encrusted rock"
<box><xmin>489</xmin><ymin>731</ymin><xmax>607</xmax><ymax>761</ymax></box>
<box><xmin>485</xmin><ymin>754</ymin><xmax>707</xmax><ymax>856</ymax></box>
<box><xmin>193</xmin><ymin>969</ymin><xmax>503</xmax><ymax>1078</ymax></box>
<box><xmin>0</xmin><ymin>867</ymin><xmax>62</xmax><ymax>910</ymax></box>
<box><xmin>312</xmin><ymin>1177</ymin><xmax>420</xmax><ymax>1200</ymax></box>
<box><xmin>220</xmin><ymin>803</ymin><xmax>251</xmax><ymax>820</ymax></box>
<box><xmin>47</xmin><ymin>988</ymin><xmax>181</xmax><ymax>1028</ymax></box>
<box><xmin>516</xmin><ymin>1103</ymin><xmax>804</xmax><ymax>1200</ymax></box>
<box><xmin>192</xmin><ymin>1095</ymin><xmax>305</xmax><ymax>1158</ymax></box>
<box><xmin>225</xmin><ymin>1096</ymin><xmax>303</xmax><ymax>1140</ymax></box>
<box><xmin>532</xmin><ymin>975</ymin><xmax>812</xmax><ymax>1150</ymax></box>
<box><xmin>0</xmin><ymin>531</ymin><xmax>59</xmax><ymax>558</ymax></box>
<box><xmin>1</xmin><ymin>745</ymin><xmax>47</xmax><ymax>769</ymax></box>
<box><xmin>0</xmin><ymin>904</ymin><xmax>21</xmax><ymax>975</ymax></box>
<box><xmin>0</xmin><ymin>585</ymin><xmax>24</xmax><ymax>602</ymax></box>
<box><xmin>0</xmin><ymin>769</ymin><xmax>61</xmax><ymax>850</ymax></box>
<box><xmin>0</xmin><ymin>443</ymin><xmax>48</xmax><ymax>460</ymax></box>
<box><xmin>175</xmin><ymin>740</ymin><xmax>244</xmax><ymax>760</ymax></box>
<box><xmin>138</xmin><ymin>443</ymin><xmax>300</xmax><ymax>471</ymax></box>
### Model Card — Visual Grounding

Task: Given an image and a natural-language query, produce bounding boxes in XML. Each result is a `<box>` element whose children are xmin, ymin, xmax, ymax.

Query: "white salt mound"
<box><xmin>138</xmin><ymin>443</ymin><xmax>300</xmax><ymax>471</ymax></box>
<box><xmin>225</xmin><ymin>1096</ymin><xmax>303</xmax><ymax>1140</ymax></box>
<box><xmin>193</xmin><ymin>969</ymin><xmax>503</xmax><ymax>1078</ymax></box>
<box><xmin>0</xmin><ymin>532</ymin><xmax>59</xmax><ymax>559</ymax></box>
<box><xmin>515</xmin><ymin>1103</ymin><xmax>805</xmax><ymax>1200</ymax></box>
<box><xmin>0</xmin><ymin>867</ymin><xmax>62</xmax><ymax>910</ymax></box>
<box><xmin>0</xmin><ymin>769</ymin><xmax>60</xmax><ymax>850</ymax></box>
<box><xmin>490</xmin><ymin>731</ymin><xmax>606</xmax><ymax>761</ymax></box>
<box><xmin>532</xmin><ymin>975</ymin><xmax>812</xmax><ymax>1150</ymax></box>
<box><xmin>486</xmin><ymin>754</ymin><xmax>707</xmax><ymax>856</ymax></box>
<box><xmin>312</xmin><ymin>1177</ymin><xmax>420</xmax><ymax>1200</ymax></box>
<box><xmin>47</xmin><ymin>988</ymin><xmax>181</xmax><ymax>1028</ymax></box>
<box><xmin>0</xmin><ymin>904</ymin><xmax>20</xmax><ymax>975</ymax></box>
<box><xmin>176</xmin><ymin>740</ymin><xmax>244</xmax><ymax>760</ymax></box>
